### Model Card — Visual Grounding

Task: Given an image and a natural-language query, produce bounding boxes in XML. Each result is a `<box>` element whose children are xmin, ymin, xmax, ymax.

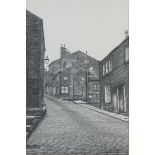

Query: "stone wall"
<box><xmin>48</xmin><ymin>50</ymin><xmax>100</xmax><ymax>103</ymax></box>
<box><xmin>26</xmin><ymin>10</ymin><xmax>45</xmax><ymax>108</ymax></box>
<box><xmin>99</xmin><ymin>38</ymin><xmax>129</xmax><ymax>114</ymax></box>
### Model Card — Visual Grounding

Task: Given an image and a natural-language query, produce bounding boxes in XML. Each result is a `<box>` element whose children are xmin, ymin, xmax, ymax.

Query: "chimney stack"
<box><xmin>125</xmin><ymin>30</ymin><xmax>129</xmax><ymax>38</ymax></box>
<box><xmin>60</xmin><ymin>43</ymin><xmax>67</xmax><ymax>58</ymax></box>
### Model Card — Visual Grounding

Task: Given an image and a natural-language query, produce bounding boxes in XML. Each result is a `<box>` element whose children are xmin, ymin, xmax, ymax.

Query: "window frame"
<box><xmin>89</xmin><ymin>66</ymin><xmax>94</xmax><ymax>75</ymax></box>
<box><xmin>106</xmin><ymin>61</ymin><xmax>109</xmax><ymax>74</ymax></box>
<box><xmin>93</xmin><ymin>83</ymin><xmax>99</xmax><ymax>91</ymax></box>
<box><xmin>103</xmin><ymin>64</ymin><xmax>105</xmax><ymax>76</ymax></box>
<box><xmin>81</xmin><ymin>77</ymin><xmax>85</xmax><ymax>81</ymax></box>
<box><xmin>103</xmin><ymin>59</ymin><xmax>112</xmax><ymax>77</ymax></box>
<box><xmin>88</xmin><ymin>94</ymin><xmax>93</xmax><ymax>98</ymax></box>
<box><xmin>105</xmin><ymin>85</ymin><xmax>111</xmax><ymax>103</ymax></box>
<box><xmin>63</xmin><ymin>75</ymin><xmax>68</xmax><ymax>81</ymax></box>
<box><xmin>61</xmin><ymin>86</ymin><xmax>69</xmax><ymax>94</ymax></box>
<box><xmin>93</xmin><ymin>83</ymin><xmax>97</xmax><ymax>91</ymax></box>
<box><xmin>109</xmin><ymin>59</ymin><xmax>112</xmax><ymax>72</ymax></box>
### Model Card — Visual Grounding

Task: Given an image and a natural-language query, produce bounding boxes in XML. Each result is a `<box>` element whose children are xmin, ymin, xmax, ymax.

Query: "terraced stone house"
<box><xmin>46</xmin><ymin>45</ymin><xmax>100</xmax><ymax>105</ymax></box>
<box><xmin>99</xmin><ymin>37</ymin><xmax>129</xmax><ymax>114</ymax></box>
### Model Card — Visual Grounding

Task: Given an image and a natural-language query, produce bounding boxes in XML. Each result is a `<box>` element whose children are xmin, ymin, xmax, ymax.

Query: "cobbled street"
<box><xmin>27</xmin><ymin>97</ymin><xmax>128</xmax><ymax>155</ymax></box>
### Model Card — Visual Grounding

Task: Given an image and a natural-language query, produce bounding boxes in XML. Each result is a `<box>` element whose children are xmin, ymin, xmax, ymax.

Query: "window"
<box><xmin>125</xmin><ymin>46</ymin><xmax>129</xmax><ymax>62</ymax></box>
<box><xmin>109</xmin><ymin>60</ymin><xmax>112</xmax><ymax>71</ymax></box>
<box><xmin>93</xmin><ymin>83</ymin><xmax>100</xmax><ymax>91</ymax></box>
<box><xmin>105</xmin><ymin>86</ymin><xmax>111</xmax><ymax>103</ymax></box>
<box><xmin>89</xmin><ymin>66</ymin><xmax>94</xmax><ymax>75</ymax></box>
<box><xmin>61</xmin><ymin>86</ymin><xmax>69</xmax><ymax>94</ymax></box>
<box><xmin>106</xmin><ymin>59</ymin><xmax>112</xmax><ymax>73</ymax></box>
<box><xmin>81</xmin><ymin>77</ymin><xmax>85</xmax><ymax>81</ymax></box>
<box><xmin>106</xmin><ymin>61</ymin><xmax>109</xmax><ymax>74</ymax></box>
<box><xmin>89</xmin><ymin>94</ymin><xmax>93</xmax><ymax>98</ymax></box>
<box><xmin>63</xmin><ymin>61</ymin><xmax>67</xmax><ymax>68</ymax></box>
<box><xmin>103</xmin><ymin>59</ymin><xmax>112</xmax><ymax>76</ymax></box>
<box><xmin>63</xmin><ymin>75</ymin><xmax>68</xmax><ymax>81</ymax></box>
<box><xmin>93</xmin><ymin>84</ymin><xmax>97</xmax><ymax>91</ymax></box>
<box><xmin>103</xmin><ymin>65</ymin><xmax>105</xmax><ymax>76</ymax></box>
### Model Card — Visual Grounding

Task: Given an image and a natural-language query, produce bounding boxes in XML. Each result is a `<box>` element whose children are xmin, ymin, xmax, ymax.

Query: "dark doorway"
<box><xmin>112</xmin><ymin>84</ymin><xmax>127</xmax><ymax>113</ymax></box>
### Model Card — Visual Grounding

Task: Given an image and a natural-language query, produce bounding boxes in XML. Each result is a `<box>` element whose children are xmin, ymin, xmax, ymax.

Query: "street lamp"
<box><xmin>44</xmin><ymin>55</ymin><xmax>49</xmax><ymax>64</ymax></box>
<box><xmin>44</xmin><ymin>56</ymin><xmax>49</xmax><ymax>71</ymax></box>
<box><xmin>44</xmin><ymin>55</ymin><xmax>49</xmax><ymax>95</ymax></box>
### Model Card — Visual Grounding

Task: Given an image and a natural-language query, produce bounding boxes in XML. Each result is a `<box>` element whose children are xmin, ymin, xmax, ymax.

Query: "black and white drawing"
<box><xmin>26</xmin><ymin>0</ymin><xmax>129</xmax><ymax>154</ymax></box>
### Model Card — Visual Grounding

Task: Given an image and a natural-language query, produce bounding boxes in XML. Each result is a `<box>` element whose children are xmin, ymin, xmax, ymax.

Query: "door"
<box><xmin>119</xmin><ymin>84</ymin><xmax>124</xmax><ymax>113</ymax></box>
<box><xmin>112</xmin><ymin>87</ymin><xmax>119</xmax><ymax>113</ymax></box>
<box><xmin>112</xmin><ymin>84</ymin><xmax>127</xmax><ymax>113</ymax></box>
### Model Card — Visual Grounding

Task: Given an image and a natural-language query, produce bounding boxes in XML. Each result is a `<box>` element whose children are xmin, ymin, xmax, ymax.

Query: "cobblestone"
<box><xmin>27</xmin><ymin>97</ymin><xmax>128</xmax><ymax>155</ymax></box>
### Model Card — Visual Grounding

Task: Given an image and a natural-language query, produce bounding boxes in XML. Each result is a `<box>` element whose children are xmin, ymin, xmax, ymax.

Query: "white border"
<box><xmin>0</xmin><ymin>0</ymin><xmax>155</xmax><ymax>155</ymax></box>
<box><xmin>130</xmin><ymin>0</ymin><xmax>155</xmax><ymax>155</ymax></box>
<box><xmin>0</xmin><ymin>0</ymin><xmax>26</xmax><ymax>154</ymax></box>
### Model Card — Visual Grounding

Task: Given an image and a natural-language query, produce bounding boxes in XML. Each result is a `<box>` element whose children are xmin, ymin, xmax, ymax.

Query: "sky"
<box><xmin>27</xmin><ymin>0</ymin><xmax>128</xmax><ymax>63</ymax></box>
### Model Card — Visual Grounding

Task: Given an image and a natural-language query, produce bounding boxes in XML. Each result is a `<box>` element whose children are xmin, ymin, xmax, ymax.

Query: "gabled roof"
<box><xmin>99</xmin><ymin>37</ymin><xmax>129</xmax><ymax>64</ymax></box>
<box><xmin>71</xmin><ymin>50</ymin><xmax>99</xmax><ymax>62</ymax></box>
<box><xmin>48</xmin><ymin>50</ymin><xmax>99</xmax><ymax>67</ymax></box>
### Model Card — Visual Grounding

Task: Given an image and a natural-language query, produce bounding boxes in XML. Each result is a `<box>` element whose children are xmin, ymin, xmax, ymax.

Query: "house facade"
<box><xmin>46</xmin><ymin>45</ymin><xmax>100</xmax><ymax>104</ymax></box>
<box><xmin>99</xmin><ymin>37</ymin><xmax>129</xmax><ymax>114</ymax></box>
<box><xmin>26</xmin><ymin>10</ymin><xmax>46</xmax><ymax>108</ymax></box>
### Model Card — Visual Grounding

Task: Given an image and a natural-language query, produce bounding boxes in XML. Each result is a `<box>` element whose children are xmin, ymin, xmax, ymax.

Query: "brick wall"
<box><xmin>26</xmin><ymin>10</ymin><xmax>45</xmax><ymax>108</ymax></box>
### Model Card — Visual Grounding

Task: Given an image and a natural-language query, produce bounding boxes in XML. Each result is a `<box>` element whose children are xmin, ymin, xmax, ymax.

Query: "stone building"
<box><xmin>99</xmin><ymin>37</ymin><xmax>129</xmax><ymax>114</ymax></box>
<box><xmin>26</xmin><ymin>10</ymin><xmax>46</xmax><ymax>108</ymax></box>
<box><xmin>46</xmin><ymin>45</ymin><xmax>100</xmax><ymax>104</ymax></box>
